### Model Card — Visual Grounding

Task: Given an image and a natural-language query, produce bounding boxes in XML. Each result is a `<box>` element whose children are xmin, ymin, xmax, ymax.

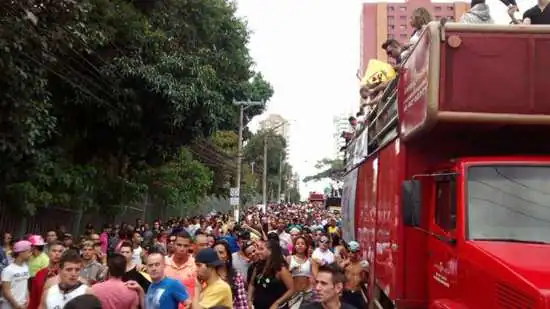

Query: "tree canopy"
<box><xmin>303</xmin><ymin>157</ymin><xmax>345</xmax><ymax>182</ymax></box>
<box><xmin>0</xmin><ymin>0</ymin><xmax>273</xmax><ymax>218</ymax></box>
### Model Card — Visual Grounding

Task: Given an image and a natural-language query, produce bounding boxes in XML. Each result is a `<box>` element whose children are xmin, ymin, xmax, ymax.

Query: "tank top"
<box><xmin>253</xmin><ymin>271</ymin><xmax>288</xmax><ymax>309</ymax></box>
<box><xmin>45</xmin><ymin>284</ymin><xmax>87</xmax><ymax>309</ymax></box>
<box><xmin>289</xmin><ymin>256</ymin><xmax>311</xmax><ymax>277</ymax></box>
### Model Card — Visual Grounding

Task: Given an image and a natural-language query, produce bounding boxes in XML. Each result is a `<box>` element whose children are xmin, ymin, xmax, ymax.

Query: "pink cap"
<box><xmin>13</xmin><ymin>240</ymin><xmax>32</xmax><ymax>253</ymax></box>
<box><xmin>28</xmin><ymin>235</ymin><xmax>46</xmax><ymax>246</ymax></box>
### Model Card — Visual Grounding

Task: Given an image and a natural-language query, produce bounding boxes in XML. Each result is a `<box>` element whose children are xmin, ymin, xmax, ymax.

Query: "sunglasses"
<box><xmin>320</xmin><ymin>239</ymin><xmax>329</xmax><ymax>243</ymax></box>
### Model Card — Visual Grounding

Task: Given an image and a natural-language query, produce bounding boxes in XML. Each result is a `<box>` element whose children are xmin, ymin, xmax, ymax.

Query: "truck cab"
<box><xmin>405</xmin><ymin>158</ymin><xmax>550</xmax><ymax>308</ymax></box>
<box><xmin>343</xmin><ymin>21</ymin><xmax>550</xmax><ymax>309</ymax></box>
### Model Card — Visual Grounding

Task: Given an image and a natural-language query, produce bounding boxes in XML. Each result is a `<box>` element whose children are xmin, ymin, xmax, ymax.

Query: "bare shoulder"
<box><xmin>44</xmin><ymin>276</ymin><xmax>59</xmax><ymax>290</ymax></box>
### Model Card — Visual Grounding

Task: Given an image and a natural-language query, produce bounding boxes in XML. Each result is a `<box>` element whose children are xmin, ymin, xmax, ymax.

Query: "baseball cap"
<box><xmin>13</xmin><ymin>240</ymin><xmax>32</xmax><ymax>253</ymax></box>
<box><xmin>348</xmin><ymin>241</ymin><xmax>360</xmax><ymax>252</ymax></box>
<box><xmin>28</xmin><ymin>235</ymin><xmax>46</xmax><ymax>246</ymax></box>
<box><xmin>195</xmin><ymin>248</ymin><xmax>224</xmax><ymax>267</ymax></box>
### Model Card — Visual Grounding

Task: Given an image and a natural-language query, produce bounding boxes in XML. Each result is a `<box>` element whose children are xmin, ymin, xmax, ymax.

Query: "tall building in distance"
<box><xmin>332</xmin><ymin>114</ymin><xmax>349</xmax><ymax>160</ymax></box>
<box><xmin>259</xmin><ymin>114</ymin><xmax>291</xmax><ymax>156</ymax></box>
<box><xmin>359</xmin><ymin>0</ymin><xmax>468</xmax><ymax>77</ymax></box>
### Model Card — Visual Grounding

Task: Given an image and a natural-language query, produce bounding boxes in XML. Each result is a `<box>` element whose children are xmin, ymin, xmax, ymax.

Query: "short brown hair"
<box><xmin>60</xmin><ymin>249</ymin><xmax>82</xmax><ymax>269</ymax></box>
<box><xmin>318</xmin><ymin>264</ymin><xmax>346</xmax><ymax>285</ymax></box>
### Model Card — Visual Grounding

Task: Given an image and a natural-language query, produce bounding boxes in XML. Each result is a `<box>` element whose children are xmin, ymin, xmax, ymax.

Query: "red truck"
<box><xmin>342</xmin><ymin>22</ymin><xmax>550</xmax><ymax>309</ymax></box>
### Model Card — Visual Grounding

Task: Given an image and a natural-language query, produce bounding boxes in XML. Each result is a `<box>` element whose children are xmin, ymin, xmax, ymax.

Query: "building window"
<box><xmin>388</xmin><ymin>15</ymin><xmax>395</xmax><ymax>21</ymax></box>
<box><xmin>388</xmin><ymin>24</ymin><xmax>395</xmax><ymax>31</ymax></box>
<box><xmin>435</xmin><ymin>6</ymin><xmax>442</xmax><ymax>11</ymax></box>
<box><xmin>388</xmin><ymin>5</ymin><xmax>395</xmax><ymax>11</ymax></box>
<box><xmin>388</xmin><ymin>34</ymin><xmax>394</xmax><ymax>39</ymax></box>
<box><xmin>448</xmin><ymin>5</ymin><xmax>454</xmax><ymax>11</ymax></box>
<box><xmin>399</xmin><ymin>24</ymin><xmax>407</xmax><ymax>31</ymax></box>
<box><xmin>399</xmin><ymin>15</ymin><xmax>406</xmax><ymax>20</ymax></box>
<box><xmin>400</xmin><ymin>33</ymin><xmax>408</xmax><ymax>39</ymax></box>
<box><xmin>435</xmin><ymin>15</ymin><xmax>442</xmax><ymax>19</ymax></box>
<box><xmin>399</xmin><ymin>6</ymin><xmax>406</xmax><ymax>11</ymax></box>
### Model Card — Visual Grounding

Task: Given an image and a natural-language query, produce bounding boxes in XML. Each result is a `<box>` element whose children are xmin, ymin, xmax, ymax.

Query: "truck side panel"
<box><xmin>440</xmin><ymin>26</ymin><xmax>550</xmax><ymax>116</ymax></box>
<box><xmin>399</xmin><ymin>23</ymin><xmax>550</xmax><ymax>142</ymax></box>
<box><xmin>356</xmin><ymin>156</ymin><xmax>378</xmax><ymax>296</ymax></box>
<box><xmin>375</xmin><ymin>141</ymin><xmax>404</xmax><ymax>300</ymax></box>
<box><xmin>342</xmin><ymin>169</ymin><xmax>358</xmax><ymax>242</ymax></box>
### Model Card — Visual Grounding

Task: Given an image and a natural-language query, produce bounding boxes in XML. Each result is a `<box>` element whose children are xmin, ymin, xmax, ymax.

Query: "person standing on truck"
<box><xmin>381</xmin><ymin>39</ymin><xmax>405</xmax><ymax>66</ymax></box>
<box><xmin>508</xmin><ymin>0</ymin><xmax>549</xmax><ymax>24</ymax></box>
<box><xmin>515</xmin><ymin>0</ymin><xmax>550</xmax><ymax>24</ymax></box>
<box><xmin>300</xmin><ymin>264</ymin><xmax>357</xmax><ymax>309</ymax></box>
<box><xmin>406</xmin><ymin>8</ymin><xmax>433</xmax><ymax>48</ymax></box>
<box><xmin>459</xmin><ymin>0</ymin><xmax>494</xmax><ymax>24</ymax></box>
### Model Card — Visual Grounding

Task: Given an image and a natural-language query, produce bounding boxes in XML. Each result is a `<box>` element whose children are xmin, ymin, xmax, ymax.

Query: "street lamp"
<box><xmin>232</xmin><ymin>99</ymin><xmax>264</xmax><ymax>221</ymax></box>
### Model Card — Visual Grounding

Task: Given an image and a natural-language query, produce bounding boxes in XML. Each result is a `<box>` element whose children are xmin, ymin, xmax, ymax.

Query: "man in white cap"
<box><xmin>1</xmin><ymin>240</ymin><xmax>32</xmax><ymax>309</ymax></box>
<box><xmin>340</xmin><ymin>241</ymin><xmax>368</xmax><ymax>309</ymax></box>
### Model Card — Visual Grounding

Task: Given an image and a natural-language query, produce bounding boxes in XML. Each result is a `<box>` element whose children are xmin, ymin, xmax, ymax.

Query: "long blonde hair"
<box><xmin>411</xmin><ymin>7</ymin><xmax>433</xmax><ymax>29</ymax></box>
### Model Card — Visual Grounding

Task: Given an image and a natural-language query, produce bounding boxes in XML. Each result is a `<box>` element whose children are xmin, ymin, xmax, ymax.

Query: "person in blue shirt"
<box><xmin>219</xmin><ymin>232</ymin><xmax>239</xmax><ymax>254</ymax></box>
<box><xmin>142</xmin><ymin>250</ymin><xmax>189</xmax><ymax>309</ymax></box>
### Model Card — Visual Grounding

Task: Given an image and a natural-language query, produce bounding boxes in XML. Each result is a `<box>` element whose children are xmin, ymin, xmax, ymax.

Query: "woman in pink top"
<box><xmin>99</xmin><ymin>224</ymin><xmax>111</xmax><ymax>255</ymax></box>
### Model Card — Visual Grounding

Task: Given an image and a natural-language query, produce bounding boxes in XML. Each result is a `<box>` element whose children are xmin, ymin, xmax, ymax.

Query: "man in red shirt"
<box><xmin>28</xmin><ymin>241</ymin><xmax>64</xmax><ymax>309</ymax></box>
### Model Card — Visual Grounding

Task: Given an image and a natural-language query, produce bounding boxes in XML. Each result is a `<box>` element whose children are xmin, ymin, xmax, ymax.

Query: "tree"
<box><xmin>139</xmin><ymin>148</ymin><xmax>212</xmax><ymax>217</ymax></box>
<box><xmin>244</xmin><ymin>130</ymin><xmax>287</xmax><ymax>202</ymax></box>
<box><xmin>303</xmin><ymin>157</ymin><xmax>345</xmax><ymax>182</ymax></box>
<box><xmin>0</xmin><ymin>0</ymin><xmax>273</xmax><ymax>219</ymax></box>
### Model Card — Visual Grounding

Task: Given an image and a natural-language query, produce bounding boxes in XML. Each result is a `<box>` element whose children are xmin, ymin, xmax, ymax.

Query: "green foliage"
<box><xmin>304</xmin><ymin>157</ymin><xmax>345</xmax><ymax>182</ymax></box>
<box><xmin>140</xmin><ymin>148</ymin><xmax>212</xmax><ymax>215</ymax></box>
<box><xmin>0</xmin><ymin>0</ymin><xmax>273</xmax><ymax>216</ymax></box>
<box><xmin>244</xmin><ymin>130</ymin><xmax>292</xmax><ymax>202</ymax></box>
<box><xmin>287</xmin><ymin>186</ymin><xmax>301</xmax><ymax>203</ymax></box>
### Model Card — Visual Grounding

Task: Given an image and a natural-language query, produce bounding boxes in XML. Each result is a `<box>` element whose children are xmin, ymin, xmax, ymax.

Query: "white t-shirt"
<box><xmin>1</xmin><ymin>263</ymin><xmax>30</xmax><ymax>309</ymax></box>
<box><xmin>312</xmin><ymin>248</ymin><xmax>335</xmax><ymax>266</ymax></box>
<box><xmin>132</xmin><ymin>247</ymin><xmax>143</xmax><ymax>266</ymax></box>
<box><xmin>45</xmin><ymin>284</ymin><xmax>87</xmax><ymax>309</ymax></box>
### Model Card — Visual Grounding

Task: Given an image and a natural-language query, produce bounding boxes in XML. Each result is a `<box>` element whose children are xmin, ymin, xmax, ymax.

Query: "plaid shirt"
<box><xmin>233</xmin><ymin>272</ymin><xmax>249</xmax><ymax>309</ymax></box>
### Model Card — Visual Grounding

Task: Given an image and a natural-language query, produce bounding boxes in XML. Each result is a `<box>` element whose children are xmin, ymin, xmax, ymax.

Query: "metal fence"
<box><xmin>0</xmin><ymin>203</ymin><xmax>148</xmax><ymax>238</ymax></box>
<box><xmin>0</xmin><ymin>193</ymin><xmax>258</xmax><ymax>238</ymax></box>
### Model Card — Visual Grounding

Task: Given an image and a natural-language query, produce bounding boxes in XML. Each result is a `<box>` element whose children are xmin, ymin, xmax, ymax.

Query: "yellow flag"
<box><xmin>361</xmin><ymin>59</ymin><xmax>396</xmax><ymax>86</ymax></box>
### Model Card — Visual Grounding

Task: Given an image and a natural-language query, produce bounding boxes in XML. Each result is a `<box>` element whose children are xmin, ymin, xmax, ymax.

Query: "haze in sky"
<box><xmin>236</xmin><ymin>0</ymin><xmax>536</xmax><ymax>199</ymax></box>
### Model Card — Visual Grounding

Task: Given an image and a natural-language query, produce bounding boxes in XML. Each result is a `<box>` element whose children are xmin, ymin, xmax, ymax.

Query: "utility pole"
<box><xmin>232</xmin><ymin>100</ymin><xmax>264</xmax><ymax>219</ymax></box>
<box><xmin>277</xmin><ymin>153</ymin><xmax>283</xmax><ymax>203</ymax></box>
<box><xmin>262</xmin><ymin>121</ymin><xmax>289</xmax><ymax>209</ymax></box>
<box><xmin>262</xmin><ymin>135</ymin><xmax>268</xmax><ymax>209</ymax></box>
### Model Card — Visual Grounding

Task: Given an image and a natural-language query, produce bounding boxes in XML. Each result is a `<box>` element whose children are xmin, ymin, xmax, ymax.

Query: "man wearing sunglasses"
<box><xmin>311</xmin><ymin>235</ymin><xmax>335</xmax><ymax>277</ymax></box>
<box><xmin>381</xmin><ymin>39</ymin><xmax>405</xmax><ymax>70</ymax></box>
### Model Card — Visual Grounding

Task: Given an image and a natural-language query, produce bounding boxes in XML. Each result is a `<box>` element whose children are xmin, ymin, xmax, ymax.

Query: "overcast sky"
<box><xmin>236</xmin><ymin>0</ymin><xmax>536</xmax><ymax>199</ymax></box>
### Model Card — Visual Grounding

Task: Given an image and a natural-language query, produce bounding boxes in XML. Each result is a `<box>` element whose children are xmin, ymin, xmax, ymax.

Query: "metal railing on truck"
<box><xmin>343</xmin><ymin>78</ymin><xmax>398</xmax><ymax>173</ymax></box>
<box><xmin>367</xmin><ymin>77</ymin><xmax>399</xmax><ymax>151</ymax></box>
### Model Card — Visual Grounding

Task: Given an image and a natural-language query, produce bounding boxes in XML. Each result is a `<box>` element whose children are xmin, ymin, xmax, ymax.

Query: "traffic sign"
<box><xmin>230</xmin><ymin>197</ymin><xmax>239</xmax><ymax>206</ymax></box>
<box><xmin>230</xmin><ymin>187</ymin><xmax>239</xmax><ymax>197</ymax></box>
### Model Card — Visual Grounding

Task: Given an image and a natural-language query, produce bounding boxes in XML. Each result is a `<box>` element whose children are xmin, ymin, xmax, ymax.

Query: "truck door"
<box><xmin>427</xmin><ymin>176</ymin><xmax>458</xmax><ymax>303</ymax></box>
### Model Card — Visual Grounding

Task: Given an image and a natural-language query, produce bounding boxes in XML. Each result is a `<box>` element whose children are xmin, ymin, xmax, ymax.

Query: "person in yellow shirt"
<box><xmin>193</xmin><ymin>248</ymin><xmax>233</xmax><ymax>309</ymax></box>
<box><xmin>27</xmin><ymin>235</ymin><xmax>49</xmax><ymax>277</ymax></box>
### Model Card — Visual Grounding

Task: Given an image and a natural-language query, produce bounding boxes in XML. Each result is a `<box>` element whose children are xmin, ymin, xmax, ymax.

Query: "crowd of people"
<box><xmin>0</xmin><ymin>202</ymin><xmax>368</xmax><ymax>309</ymax></box>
